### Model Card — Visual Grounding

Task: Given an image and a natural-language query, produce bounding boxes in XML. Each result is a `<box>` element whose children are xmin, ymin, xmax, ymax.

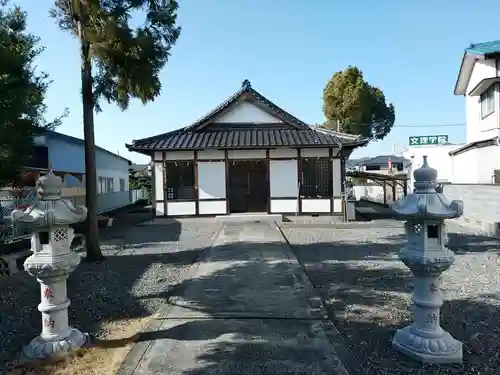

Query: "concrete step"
<box><xmin>215</xmin><ymin>213</ymin><xmax>283</xmax><ymax>224</ymax></box>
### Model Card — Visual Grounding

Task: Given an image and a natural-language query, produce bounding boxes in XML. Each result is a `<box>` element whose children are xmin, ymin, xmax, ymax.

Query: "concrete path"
<box><xmin>118</xmin><ymin>222</ymin><xmax>351</xmax><ymax>375</ymax></box>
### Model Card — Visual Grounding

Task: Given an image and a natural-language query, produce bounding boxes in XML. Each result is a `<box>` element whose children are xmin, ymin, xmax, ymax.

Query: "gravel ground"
<box><xmin>0</xmin><ymin>218</ymin><xmax>220</xmax><ymax>365</ymax></box>
<box><xmin>280</xmin><ymin>219</ymin><xmax>500</xmax><ymax>375</ymax></box>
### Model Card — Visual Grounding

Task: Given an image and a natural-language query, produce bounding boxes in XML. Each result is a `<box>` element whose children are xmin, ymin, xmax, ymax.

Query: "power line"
<box><xmin>393</xmin><ymin>123</ymin><xmax>465</xmax><ymax>128</ymax></box>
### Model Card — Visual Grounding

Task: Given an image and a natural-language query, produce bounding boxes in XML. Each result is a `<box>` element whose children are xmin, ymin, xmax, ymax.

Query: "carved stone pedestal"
<box><xmin>393</xmin><ymin>325</ymin><xmax>462</xmax><ymax>364</ymax></box>
<box><xmin>22</xmin><ymin>248</ymin><xmax>88</xmax><ymax>359</ymax></box>
<box><xmin>11</xmin><ymin>172</ymin><xmax>88</xmax><ymax>360</ymax></box>
<box><xmin>391</xmin><ymin>156</ymin><xmax>464</xmax><ymax>364</ymax></box>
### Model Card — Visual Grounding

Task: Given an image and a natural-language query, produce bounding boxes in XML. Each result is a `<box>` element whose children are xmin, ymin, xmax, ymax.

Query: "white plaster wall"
<box><xmin>301</xmin><ymin>148</ymin><xmax>329</xmax><ymax>157</ymax></box>
<box><xmin>154</xmin><ymin>152</ymin><xmax>163</xmax><ymax>161</ymax></box>
<box><xmin>301</xmin><ymin>199</ymin><xmax>330</xmax><ymax>213</ymax></box>
<box><xmin>214</xmin><ymin>101</ymin><xmax>282</xmax><ymax>123</ymax></box>
<box><xmin>198</xmin><ymin>150</ymin><xmax>225</xmax><ymax>160</ymax></box>
<box><xmin>468</xmin><ymin>59</ymin><xmax>496</xmax><ymax>93</ymax></box>
<box><xmin>450</xmin><ymin>150</ymin><xmax>478</xmax><ymax>183</ymax></box>
<box><xmin>165</xmin><ymin>151</ymin><xmax>194</xmax><ymax>160</ymax></box>
<box><xmin>353</xmin><ymin>186</ymin><xmax>385</xmax><ymax>203</ymax></box>
<box><xmin>198</xmin><ymin>161</ymin><xmax>226</xmax><ymax>199</ymax></box>
<box><xmin>227</xmin><ymin>149</ymin><xmax>266</xmax><ymax>159</ymax></box>
<box><xmin>269</xmin><ymin>160</ymin><xmax>297</xmax><ymax>198</ymax></box>
<box><xmin>199</xmin><ymin>201</ymin><xmax>226</xmax><ymax>215</ymax></box>
<box><xmin>333</xmin><ymin>198</ymin><xmax>342</xmax><ymax>213</ymax></box>
<box><xmin>155</xmin><ymin>202</ymin><xmax>165</xmax><ymax>216</ymax></box>
<box><xmin>167</xmin><ymin>201</ymin><xmax>196</xmax><ymax>216</ymax></box>
<box><xmin>451</xmin><ymin>145</ymin><xmax>500</xmax><ymax>183</ymax></box>
<box><xmin>403</xmin><ymin>145</ymin><xmax>462</xmax><ymax>191</ymax></box>
<box><xmin>154</xmin><ymin>162</ymin><xmax>164</xmax><ymax>201</ymax></box>
<box><xmin>465</xmin><ymin>59</ymin><xmax>500</xmax><ymax>143</ymax></box>
<box><xmin>270</xmin><ymin>199</ymin><xmax>298</xmax><ymax>213</ymax></box>
<box><xmin>269</xmin><ymin>148</ymin><xmax>297</xmax><ymax>158</ymax></box>
<box><xmin>332</xmin><ymin>158</ymin><xmax>341</xmax><ymax>196</ymax></box>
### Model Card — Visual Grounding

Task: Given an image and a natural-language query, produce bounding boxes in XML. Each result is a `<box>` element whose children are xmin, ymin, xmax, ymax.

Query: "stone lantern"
<box><xmin>391</xmin><ymin>156</ymin><xmax>463</xmax><ymax>364</ymax></box>
<box><xmin>11</xmin><ymin>171</ymin><xmax>88</xmax><ymax>359</ymax></box>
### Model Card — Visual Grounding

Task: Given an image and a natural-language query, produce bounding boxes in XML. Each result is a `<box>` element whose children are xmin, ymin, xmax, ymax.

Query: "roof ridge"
<box><xmin>184</xmin><ymin>80</ymin><xmax>310</xmax><ymax>131</ymax></box>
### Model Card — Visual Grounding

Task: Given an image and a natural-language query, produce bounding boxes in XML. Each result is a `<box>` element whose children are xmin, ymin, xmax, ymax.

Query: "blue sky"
<box><xmin>15</xmin><ymin>0</ymin><xmax>500</xmax><ymax>163</ymax></box>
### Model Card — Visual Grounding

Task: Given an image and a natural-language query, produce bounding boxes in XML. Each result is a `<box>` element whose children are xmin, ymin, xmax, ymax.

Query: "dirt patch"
<box><xmin>4</xmin><ymin>317</ymin><xmax>150</xmax><ymax>375</ymax></box>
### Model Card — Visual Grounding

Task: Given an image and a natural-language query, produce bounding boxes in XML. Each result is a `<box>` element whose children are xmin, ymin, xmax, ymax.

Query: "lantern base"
<box><xmin>392</xmin><ymin>325</ymin><xmax>462</xmax><ymax>364</ymax></box>
<box><xmin>22</xmin><ymin>327</ymin><xmax>88</xmax><ymax>360</ymax></box>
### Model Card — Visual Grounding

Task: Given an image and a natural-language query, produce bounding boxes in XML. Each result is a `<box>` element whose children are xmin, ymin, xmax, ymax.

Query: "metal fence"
<box><xmin>0</xmin><ymin>188</ymin><xmax>148</xmax><ymax>244</ymax></box>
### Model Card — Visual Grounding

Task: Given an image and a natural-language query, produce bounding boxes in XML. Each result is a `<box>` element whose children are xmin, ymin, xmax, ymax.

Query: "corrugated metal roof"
<box><xmin>129</xmin><ymin>129</ymin><xmax>366</xmax><ymax>151</ymax></box>
<box><xmin>359</xmin><ymin>155</ymin><xmax>409</xmax><ymax>167</ymax></box>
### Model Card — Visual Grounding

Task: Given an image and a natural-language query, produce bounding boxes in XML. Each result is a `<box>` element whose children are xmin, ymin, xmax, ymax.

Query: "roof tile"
<box><xmin>129</xmin><ymin>129</ymin><xmax>365</xmax><ymax>151</ymax></box>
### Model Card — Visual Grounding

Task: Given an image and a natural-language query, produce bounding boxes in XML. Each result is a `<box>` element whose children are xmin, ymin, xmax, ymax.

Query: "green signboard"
<box><xmin>409</xmin><ymin>135</ymin><xmax>448</xmax><ymax>146</ymax></box>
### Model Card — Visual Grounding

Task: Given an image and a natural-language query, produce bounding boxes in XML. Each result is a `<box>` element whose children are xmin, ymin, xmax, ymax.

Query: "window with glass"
<box><xmin>98</xmin><ymin>177</ymin><xmax>114</xmax><ymax>195</ymax></box>
<box><xmin>480</xmin><ymin>85</ymin><xmax>495</xmax><ymax>118</ymax></box>
<box><xmin>106</xmin><ymin>178</ymin><xmax>114</xmax><ymax>193</ymax></box>
<box><xmin>119</xmin><ymin>178</ymin><xmax>125</xmax><ymax>191</ymax></box>
<box><xmin>299</xmin><ymin>158</ymin><xmax>333</xmax><ymax>198</ymax></box>
<box><xmin>165</xmin><ymin>161</ymin><xmax>196</xmax><ymax>200</ymax></box>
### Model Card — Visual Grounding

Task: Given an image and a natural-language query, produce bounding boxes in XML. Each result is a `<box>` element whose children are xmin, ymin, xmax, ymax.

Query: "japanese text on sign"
<box><xmin>409</xmin><ymin>135</ymin><xmax>448</xmax><ymax>146</ymax></box>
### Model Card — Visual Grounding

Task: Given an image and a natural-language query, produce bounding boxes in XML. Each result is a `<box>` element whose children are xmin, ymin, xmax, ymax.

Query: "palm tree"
<box><xmin>51</xmin><ymin>0</ymin><xmax>180</xmax><ymax>261</ymax></box>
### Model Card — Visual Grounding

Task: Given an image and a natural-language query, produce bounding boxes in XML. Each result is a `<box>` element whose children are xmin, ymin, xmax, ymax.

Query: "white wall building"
<box><xmin>453</xmin><ymin>40</ymin><xmax>500</xmax><ymax>183</ymax></box>
<box><xmin>127</xmin><ymin>80</ymin><xmax>367</xmax><ymax>217</ymax></box>
<box><xmin>403</xmin><ymin>144</ymin><xmax>461</xmax><ymax>192</ymax></box>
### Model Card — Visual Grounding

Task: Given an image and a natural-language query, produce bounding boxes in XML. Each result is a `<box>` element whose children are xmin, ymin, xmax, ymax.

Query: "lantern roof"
<box><xmin>392</xmin><ymin>156</ymin><xmax>463</xmax><ymax>219</ymax></box>
<box><xmin>11</xmin><ymin>171</ymin><xmax>87</xmax><ymax>228</ymax></box>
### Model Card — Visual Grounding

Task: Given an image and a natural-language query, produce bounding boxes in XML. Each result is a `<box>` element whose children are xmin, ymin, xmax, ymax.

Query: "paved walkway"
<box><xmin>118</xmin><ymin>222</ymin><xmax>351</xmax><ymax>375</ymax></box>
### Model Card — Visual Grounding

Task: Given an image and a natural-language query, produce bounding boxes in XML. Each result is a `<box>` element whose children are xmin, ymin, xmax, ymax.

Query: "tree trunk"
<box><xmin>78</xmin><ymin>8</ymin><xmax>103</xmax><ymax>262</ymax></box>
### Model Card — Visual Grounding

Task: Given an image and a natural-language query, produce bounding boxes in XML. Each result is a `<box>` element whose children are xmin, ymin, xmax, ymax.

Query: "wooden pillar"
<box><xmin>225</xmin><ymin>150</ymin><xmax>230</xmax><ymax>214</ymax></box>
<box><xmin>329</xmin><ymin>148</ymin><xmax>334</xmax><ymax>214</ymax></box>
<box><xmin>297</xmin><ymin>149</ymin><xmax>302</xmax><ymax>215</ymax></box>
<box><xmin>265</xmin><ymin>149</ymin><xmax>270</xmax><ymax>214</ymax></box>
<box><xmin>162</xmin><ymin>152</ymin><xmax>167</xmax><ymax>217</ymax></box>
<box><xmin>151</xmin><ymin>155</ymin><xmax>157</xmax><ymax>217</ymax></box>
<box><xmin>383</xmin><ymin>182</ymin><xmax>387</xmax><ymax>205</ymax></box>
<box><xmin>194</xmin><ymin>151</ymin><xmax>199</xmax><ymax>216</ymax></box>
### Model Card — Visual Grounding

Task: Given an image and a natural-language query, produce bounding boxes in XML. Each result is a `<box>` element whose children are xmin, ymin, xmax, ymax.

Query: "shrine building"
<box><xmin>126</xmin><ymin>80</ymin><xmax>368</xmax><ymax>217</ymax></box>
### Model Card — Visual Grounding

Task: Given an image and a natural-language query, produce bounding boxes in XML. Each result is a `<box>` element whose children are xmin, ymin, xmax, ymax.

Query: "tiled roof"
<box><xmin>185</xmin><ymin>79</ymin><xmax>310</xmax><ymax>131</ymax></box>
<box><xmin>466</xmin><ymin>40</ymin><xmax>500</xmax><ymax>56</ymax></box>
<box><xmin>128</xmin><ymin>129</ymin><xmax>367</xmax><ymax>151</ymax></box>
<box><xmin>127</xmin><ymin>80</ymin><xmax>369</xmax><ymax>152</ymax></box>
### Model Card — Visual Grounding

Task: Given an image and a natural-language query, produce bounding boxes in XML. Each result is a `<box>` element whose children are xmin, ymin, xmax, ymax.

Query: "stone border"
<box><xmin>115</xmin><ymin>224</ymin><xmax>224</xmax><ymax>375</ymax></box>
<box><xmin>273</xmin><ymin>222</ymin><xmax>362</xmax><ymax>375</ymax></box>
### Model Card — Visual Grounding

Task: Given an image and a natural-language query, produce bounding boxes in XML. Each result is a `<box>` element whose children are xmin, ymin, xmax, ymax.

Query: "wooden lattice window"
<box><xmin>299</xmin><ymin>158</ymin><xmax>333</xmax><ymax>198</ymax></box>
<box><xmin>165</xmin><ymin>161</ymin><xmax>196</xmax><ymax>200</ymax></box>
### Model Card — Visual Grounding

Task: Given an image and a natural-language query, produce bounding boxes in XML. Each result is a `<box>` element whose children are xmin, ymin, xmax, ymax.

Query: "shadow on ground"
<box><xmin>123</xmin><ymin>230</ymin><xmax>498</xmax><ymax>375</ymax></box>
<box><xmin>2</xmin><ymin>218</ymin><xmax>499</xmax><ymax>375</ymax></box>
<box><xmin>0</xmin><ymin>216</ymin><xmax>215</xmax><ymax>365</ymax></box>
<box><xmin>287</xmin><ymin>229</ymin><xmax>500</xmax><ymax>375</ymax></box>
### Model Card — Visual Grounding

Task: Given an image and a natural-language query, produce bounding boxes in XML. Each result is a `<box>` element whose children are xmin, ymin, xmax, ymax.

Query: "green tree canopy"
<box><xmin>322</xmin><ymin>66</ymin><xmax>395</xmax><ymax>140</ymax></box>
<box><xmin>50</xmin><ymin>0</ymin><xmax>181</xmax><ymax>261</ymax></box>
<box><xmin>0</xmin><ymin>1</ymin><xmax>61</xmax><ymax>187</ymax></box>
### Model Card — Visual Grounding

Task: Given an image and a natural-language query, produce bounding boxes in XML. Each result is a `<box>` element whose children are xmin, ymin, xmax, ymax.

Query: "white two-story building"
<box><xmin>453</xmin><ymin>40</ymin><xmax>500</xmax><ymax>183</ymax></box>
